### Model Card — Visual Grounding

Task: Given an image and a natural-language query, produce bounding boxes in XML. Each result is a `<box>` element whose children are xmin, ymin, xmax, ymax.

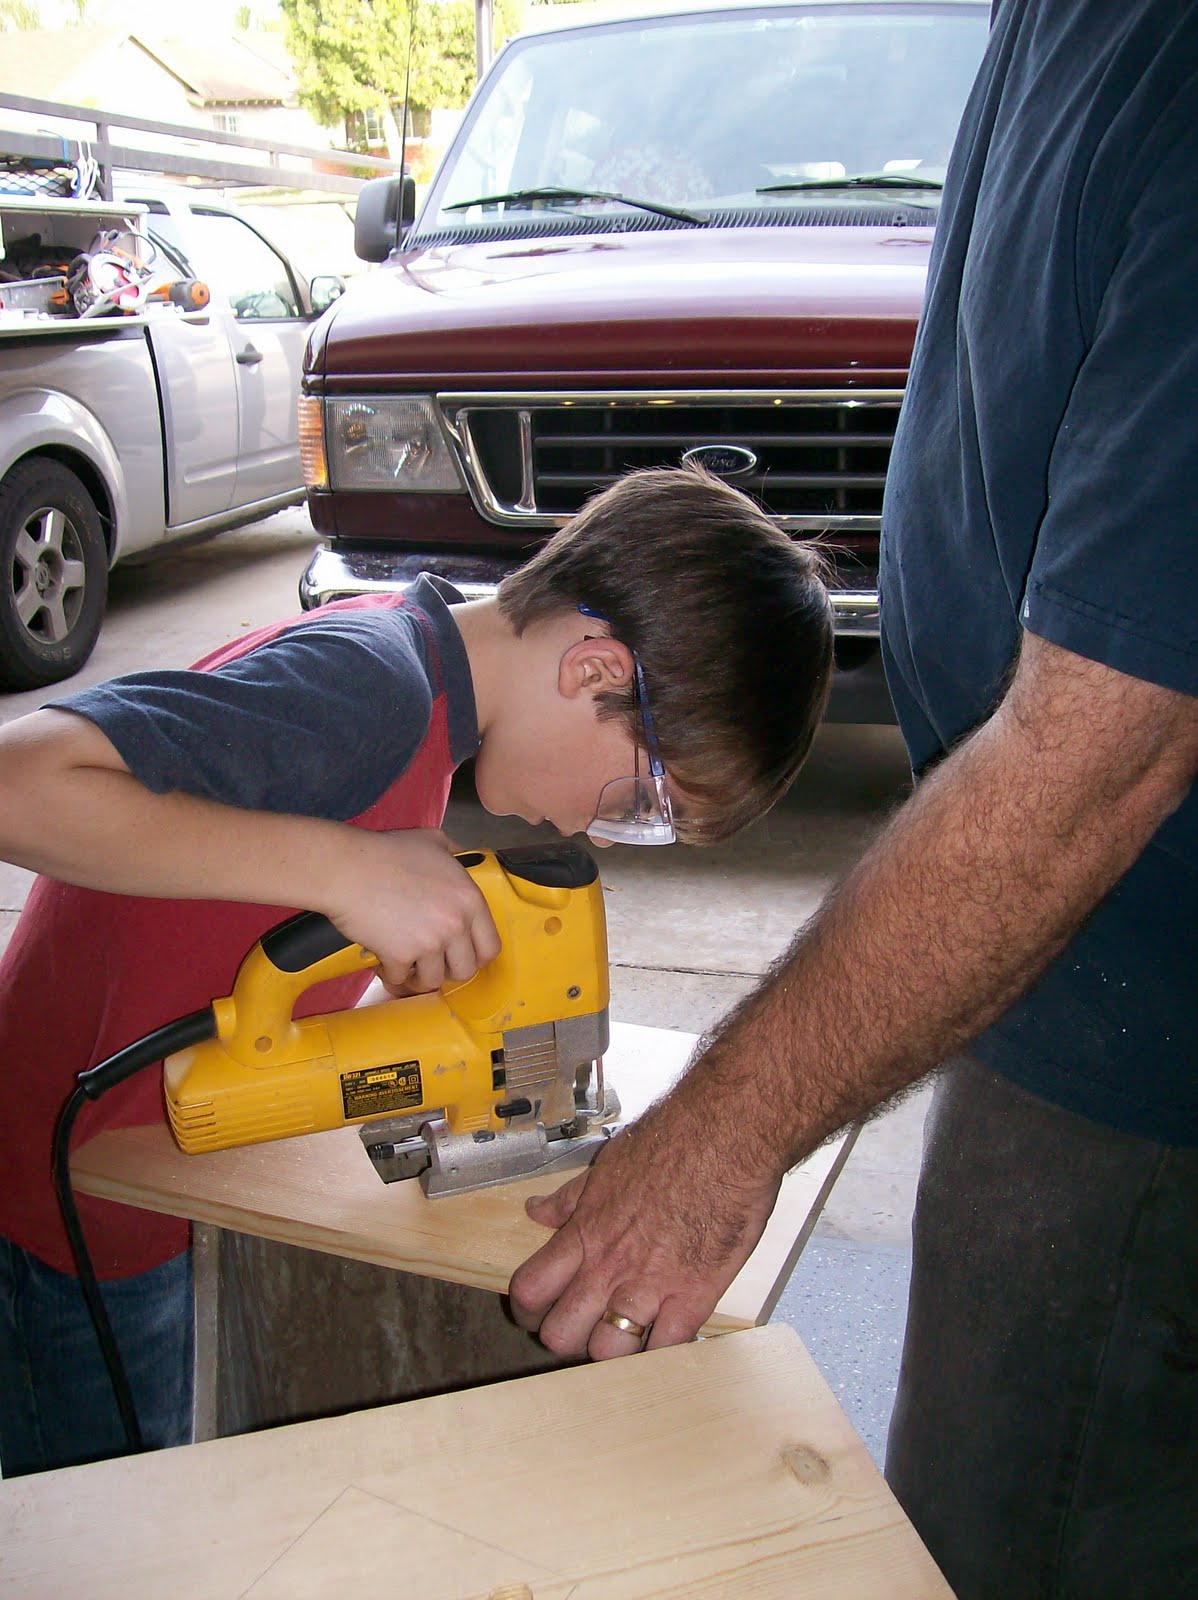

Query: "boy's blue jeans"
<box><xmin>886</xmin><ymin>1057</ymin><xmax>1198</xmax><ymax>1600</ymax></box>
<box><xmin>0</xmin><ymin>1236</ymin><xmax>193</xmax><ymax>1477</ymax></box>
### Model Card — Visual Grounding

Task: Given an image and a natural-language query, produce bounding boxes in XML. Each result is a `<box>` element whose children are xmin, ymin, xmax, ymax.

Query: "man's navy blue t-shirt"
<box><xmin>880</xmin><ymin>0</ymin><xmax>1198</xmax><ymax>1143</ymax></box>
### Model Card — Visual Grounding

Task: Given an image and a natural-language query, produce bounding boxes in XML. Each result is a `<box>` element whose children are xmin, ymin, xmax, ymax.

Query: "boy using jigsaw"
<box><xmin>0</xmin><ymin>463</ymin><xmax>833</xmax><ymax>1475</ymax></box>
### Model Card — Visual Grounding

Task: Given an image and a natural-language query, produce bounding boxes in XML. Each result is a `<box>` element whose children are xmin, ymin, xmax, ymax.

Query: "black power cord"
<box><xmin>51</xmin><ymin>1005</ymin><xmax>218</xmax><ymax>1455</ymax></box>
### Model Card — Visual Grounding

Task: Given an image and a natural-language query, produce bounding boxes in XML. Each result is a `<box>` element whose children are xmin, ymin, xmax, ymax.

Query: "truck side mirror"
<box><xmin>310</xmin><ymin>275</ymin><xmax>346</xmax><ymax>315</ymax></box>
<box><xmin>353</xmin><ymin>176</ymin><xmax>418</xmax><ymax>263</ymax></box>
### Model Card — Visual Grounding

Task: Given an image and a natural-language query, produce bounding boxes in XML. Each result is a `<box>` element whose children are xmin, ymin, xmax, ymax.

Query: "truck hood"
<box><xmin>312</xmin><ymin>224</ymin><xmax>934</xmax><ymax>388</ymax></box>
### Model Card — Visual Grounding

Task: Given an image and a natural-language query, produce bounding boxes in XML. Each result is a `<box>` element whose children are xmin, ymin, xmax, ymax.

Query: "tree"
<box><xmin>280</xmin><ymin>0</ymin><xmax>519</xmax><ymax>152</ymax></box>
<box><xmin>0</xmin><ymin>0</ymin><xmax>41</xmax><ymax>29</ymax></box>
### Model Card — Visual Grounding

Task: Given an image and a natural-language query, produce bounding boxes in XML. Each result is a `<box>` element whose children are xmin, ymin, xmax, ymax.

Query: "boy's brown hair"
<box><xmin>498</xmin><ymin>463</ymin><xmax>833</xmax><ymax>843</ymax></box>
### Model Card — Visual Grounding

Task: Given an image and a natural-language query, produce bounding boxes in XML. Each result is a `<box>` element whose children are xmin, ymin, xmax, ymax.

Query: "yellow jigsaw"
<box><xmin>163</xmin><ymin>844</ymin><xmax>619</xmax><ymax>1196</ymax></box>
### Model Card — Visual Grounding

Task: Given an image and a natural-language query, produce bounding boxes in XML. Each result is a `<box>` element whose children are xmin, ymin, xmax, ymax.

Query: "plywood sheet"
<box><xmin>72</xmin><ymin>1022</ymin><xmax>854</xmax><ymax>1333</ymax></box>
<box><xmin>0</xmin><ymin>1325</ymin><xmax>951</xmax><ymax>1600</ymax></box>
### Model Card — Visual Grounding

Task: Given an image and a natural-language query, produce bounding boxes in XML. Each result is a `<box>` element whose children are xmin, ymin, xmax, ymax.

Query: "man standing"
<box><xmin>509</xmin><ymin>3</ymin><xmax>1198</xmax><ymax>1595</ymax></box>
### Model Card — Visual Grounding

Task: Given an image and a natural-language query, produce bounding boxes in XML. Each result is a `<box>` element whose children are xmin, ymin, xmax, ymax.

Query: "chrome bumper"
<box><xmin>300</xmin><ymin>543</ymin><xmax>880</xmax><ymax>637</ymax></box>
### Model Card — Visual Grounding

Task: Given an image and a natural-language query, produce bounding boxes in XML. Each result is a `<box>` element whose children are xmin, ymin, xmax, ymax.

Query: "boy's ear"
<box><xmin>558</xmin><ymin>636</ymin><xmax>635</xmax><ymax>699</ymax></box>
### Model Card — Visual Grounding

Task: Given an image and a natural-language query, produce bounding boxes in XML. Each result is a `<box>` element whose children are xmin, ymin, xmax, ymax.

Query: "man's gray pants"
<box><xmin>886</xmin><ymin>1057</ymin><xmax>1198</xmax><ymax>1600</ymax></box>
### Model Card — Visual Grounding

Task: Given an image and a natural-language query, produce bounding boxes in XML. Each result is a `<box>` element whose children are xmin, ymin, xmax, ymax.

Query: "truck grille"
<box><xmin>440</xmin><ymin>390</ymin><xmax>902</xmax><ymax>534</ymax></box>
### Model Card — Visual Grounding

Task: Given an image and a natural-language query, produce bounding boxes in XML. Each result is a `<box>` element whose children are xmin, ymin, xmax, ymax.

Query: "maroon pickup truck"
<box><xmin>299</xmin><ymin>0</ymin><xmax>990</xmax><ymax>721</ymax></box>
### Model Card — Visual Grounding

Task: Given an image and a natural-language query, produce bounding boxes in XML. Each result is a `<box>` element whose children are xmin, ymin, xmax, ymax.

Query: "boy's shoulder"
<box><xmin>51</xmin><ymin>578</ymin><xmax>475</xmax><ymax>822</ymax></box>
<box><xmin>191</xmin><ymin>590</ymin><xmax>424</xmax><ymax>675</ymax></box>
<box><xmin>251</xmin><ymin>576</ymin><xmax>477</xmax><ymax>767</ymax></box>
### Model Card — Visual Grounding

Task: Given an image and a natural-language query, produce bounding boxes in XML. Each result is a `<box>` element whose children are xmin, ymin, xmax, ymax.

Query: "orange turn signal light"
<box><xmin>297</xmin><ymin>395</ymin><xmax>328</xmax><ymax>490</ymax></box>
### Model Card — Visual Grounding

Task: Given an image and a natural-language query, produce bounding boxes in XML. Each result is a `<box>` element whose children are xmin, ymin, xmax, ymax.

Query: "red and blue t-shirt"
<box><xmin>0</xmin><ymin>576</ymin><xmax>478</xmax><ymax>1276</ymax></box>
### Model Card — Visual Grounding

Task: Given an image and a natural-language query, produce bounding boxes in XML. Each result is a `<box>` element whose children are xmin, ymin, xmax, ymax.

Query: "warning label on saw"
<box><xmin>341</xmin><ymin>1061</ymin><xmax>423</xmax><ymax>1120</ymax></box>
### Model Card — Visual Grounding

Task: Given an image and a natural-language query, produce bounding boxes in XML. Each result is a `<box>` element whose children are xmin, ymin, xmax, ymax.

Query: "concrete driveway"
<box><xmin>0</xmin><ymin>504</ymin><xmax>932</xmax><ymax>1465</ymax></box>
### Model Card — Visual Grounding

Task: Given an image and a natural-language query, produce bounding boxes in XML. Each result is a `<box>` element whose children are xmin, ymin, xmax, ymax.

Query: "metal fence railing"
<box><xmin>0</xmin><ymin>93</ymin><xmax>401</xmax><ymax>200</ymax></box>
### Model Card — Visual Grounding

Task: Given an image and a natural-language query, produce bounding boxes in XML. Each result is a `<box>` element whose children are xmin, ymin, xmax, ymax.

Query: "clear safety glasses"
<box><xmin>580</xmin><ymin>606</ymin><xmax>677</xmax><ymax>847</ymax></box>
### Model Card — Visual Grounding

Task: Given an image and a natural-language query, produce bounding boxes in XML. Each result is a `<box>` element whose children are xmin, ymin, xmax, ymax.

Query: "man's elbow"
<box><xmin>1002</xmin><ymin>631</ymin><xmax>1197</xmax><ymax>837</ymax></box>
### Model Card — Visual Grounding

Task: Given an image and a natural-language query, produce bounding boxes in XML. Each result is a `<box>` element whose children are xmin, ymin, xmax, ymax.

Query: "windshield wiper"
<box><xmin>757</xmin><ymin>173</ymin><xmax>944</xmax><ymax>194</ymax></box>
<box><xmin>443</xmin><ymin>185</ymin><xmax>706</xmax><ymax>226</ymax></box>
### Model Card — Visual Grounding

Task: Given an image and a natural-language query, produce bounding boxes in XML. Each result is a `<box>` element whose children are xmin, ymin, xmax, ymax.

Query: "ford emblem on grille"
<box><xmin>680</xmin><ymin>444</ymin><xmax>758</xmax><ymax>478</ymax></box>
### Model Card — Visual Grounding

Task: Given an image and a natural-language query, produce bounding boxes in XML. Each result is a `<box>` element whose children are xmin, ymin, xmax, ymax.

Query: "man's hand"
<box><xmin>319</xmin><ymin>828</ymin><xmax>502</xmax><ymax>993</ymax></box>
<box><xmin>509</xmin><ymin>1090</ymin><xmax>782</xmax><ymax>1359</ymax></box>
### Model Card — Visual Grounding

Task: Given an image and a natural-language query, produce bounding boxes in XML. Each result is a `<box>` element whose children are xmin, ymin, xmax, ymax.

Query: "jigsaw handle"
<box><xmin>212</xmin><ymin>910</ymin><xmax>380</xmax><ymax>1064</ymax></box>
<box><xmin>215</xmin><ymin>846</ymin><xmax>603</xmax><ymax>1066</ymax></box>
<box><xmin>254</xmin><ymin>846</ymin><xmax>596</xmax><ymax>988</ymax></box>
<box><xmin>259</xmin><ymin>909</ymin><xmax>361</xmax><ymax>974</ymax></box>
<box><xmin>216</xmin><ymin>852</ymin><xmax>497</xmax><ymax>1061</ymax></box>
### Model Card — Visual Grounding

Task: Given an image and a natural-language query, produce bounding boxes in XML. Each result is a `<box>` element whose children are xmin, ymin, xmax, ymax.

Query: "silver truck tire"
<box><xmin>0</xmin><ymin>459</ymin><xmax>108</xmax><ymax>692</ymax></box>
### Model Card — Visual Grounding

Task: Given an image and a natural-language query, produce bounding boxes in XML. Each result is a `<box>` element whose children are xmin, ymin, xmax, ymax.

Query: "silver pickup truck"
<box><xmin>0</xmin><ymin>188</ymin><xmax>344</xmax><ymax>690</ymax></box>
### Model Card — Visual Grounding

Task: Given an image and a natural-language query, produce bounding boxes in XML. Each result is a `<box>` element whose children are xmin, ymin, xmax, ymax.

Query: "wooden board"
<box><xmin>72</xmin><ymin>1021</ymin><xmax>854</xmax><ymax>1334</ymax></box>
<box><xmin>0</xmin><ymin>1324</ymin><xmax>952</xmax><ymax>1599</ymax></box>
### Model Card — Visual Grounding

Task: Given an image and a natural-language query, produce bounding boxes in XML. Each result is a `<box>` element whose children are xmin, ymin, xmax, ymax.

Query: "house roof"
<box><xmin>137</xmin><ymin>34</ymin><xmax>296</xmax><ymax>107</ymax></box>
<box><xmin>0</xmin><ymin>27</ymin><xmax>130</xmax><ymax>102</ymax></box>
<box><xmin>0</xmin><ymin>27</ymin><xmax>296</xmax><ymax>109</ymax></box>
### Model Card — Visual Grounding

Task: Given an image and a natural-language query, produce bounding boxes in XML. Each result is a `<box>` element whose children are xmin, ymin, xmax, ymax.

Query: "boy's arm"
<box><xmin>0</xmin><ymin>709</ymin><xmax>499</xmax><ymax>991</ymax></box>
<box><xmin>508</xmin><ymin>631</ymin><xmax>1198</xmax><ymax>1357</ymax></box>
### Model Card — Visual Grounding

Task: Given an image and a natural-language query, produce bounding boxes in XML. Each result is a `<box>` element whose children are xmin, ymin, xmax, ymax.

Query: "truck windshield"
<box><xmin>427</xmin><ymin>3</ymin><xmax>990</xmax><ymax>233</ymax></box>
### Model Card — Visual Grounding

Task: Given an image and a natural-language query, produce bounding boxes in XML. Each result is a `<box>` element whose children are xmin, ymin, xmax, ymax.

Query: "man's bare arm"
<box><xmin>0</xmin><ymin>709</ymin><xmax>500</xmax><ymax>990</ymax></box>
<box><xmin>509</xmin><ymin>632</ymin><xmax>1198</xmax><ymax>1357</ymax></box>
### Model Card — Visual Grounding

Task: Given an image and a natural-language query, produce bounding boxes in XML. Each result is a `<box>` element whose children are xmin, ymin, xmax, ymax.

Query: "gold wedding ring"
<box><xmin>600</xmin><ymin>1309</ymin><xmax>649</xmax><ymax>1339</ymax></box>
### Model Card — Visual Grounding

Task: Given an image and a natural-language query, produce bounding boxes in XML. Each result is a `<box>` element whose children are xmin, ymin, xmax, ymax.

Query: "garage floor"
<box><xmin>0</xmin><ymin>507</ymin><xmax>931</xmax><ymax>1468</ymax></box>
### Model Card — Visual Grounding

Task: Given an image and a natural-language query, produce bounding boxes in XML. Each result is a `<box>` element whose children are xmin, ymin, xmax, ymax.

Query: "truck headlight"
<box><xmin>325</xmin><ymin>397</ymin><xmax>463</xmax><ymax>492</ymax></box>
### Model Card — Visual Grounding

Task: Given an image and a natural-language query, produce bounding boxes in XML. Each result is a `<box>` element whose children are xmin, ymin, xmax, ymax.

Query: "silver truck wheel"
<box><xmin>0</xmin><ymin>459</ymin><xmax>108</xmax><ymax>692</ymax></box>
